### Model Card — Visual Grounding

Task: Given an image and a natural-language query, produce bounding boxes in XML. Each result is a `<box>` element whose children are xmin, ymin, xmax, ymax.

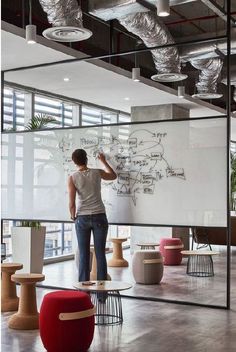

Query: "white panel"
<box><xmin>1</xmin><ymin>118</ymin><xmax>227</xmax><ymax>227</ymax></box>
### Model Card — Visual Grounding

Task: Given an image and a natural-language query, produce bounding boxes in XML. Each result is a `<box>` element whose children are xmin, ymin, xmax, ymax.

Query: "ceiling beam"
<box><xmin>200</xmin><ymin>0</ymin><xmax>236</xmax><ymax>25</ymax></box>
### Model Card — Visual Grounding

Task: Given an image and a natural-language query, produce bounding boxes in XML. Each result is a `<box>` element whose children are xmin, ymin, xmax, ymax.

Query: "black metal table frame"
<box><xmin>186</xmin><ymin>254</ymin><xmax>215</xmax><ymax>277</ymax></box>
<box><xmin>90</xmin><ymin>291</ymin><xmax>123</xmax><ymax>326</ymax></box>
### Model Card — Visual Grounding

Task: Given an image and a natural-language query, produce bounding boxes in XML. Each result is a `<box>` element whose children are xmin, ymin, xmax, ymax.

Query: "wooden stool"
<box><xmin>1</xmin><ymin>263</ymin><xmax>23</xmax><ymax>312</ymax></box>
<box><xmin>108</xmin><ymin>238</ymin><xmax>128</xmax><ymax>267</ymax></box>
<box><xmin>90</xmin><ymin>247</ymin><xmax>111</xmax><ymax>280</ymax></box>
<box><xmin>8</xmin><ymin>273</ymin><xmax>45</xmax><ymax>330</ymax></box>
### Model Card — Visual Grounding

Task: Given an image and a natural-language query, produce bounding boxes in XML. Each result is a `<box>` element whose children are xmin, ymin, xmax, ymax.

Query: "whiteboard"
<box><xmin>1</xmin><ymin>117</ymin><xmax>227</xmax><ymax>227</ymax></box>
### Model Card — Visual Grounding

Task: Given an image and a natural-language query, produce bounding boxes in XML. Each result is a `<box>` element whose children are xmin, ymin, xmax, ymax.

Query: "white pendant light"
<box><xmin>132</xmin><ymin>67</ymin><xmax>141</xmax><ymax>82</ymax></box>
<box><xmin>26</xmin><ymin>0</ymin><xmax>36</xmax><ymax>44</ymax></box>
<box><xmin>178</xmin><ymin>86</ymin><xmax>185</xmax><ymax>98</ymax></box>
<box><xmin>26</xmin><ymin>24</ymin><xmax>37</xmax><ymax>44</ymax></box>
<box><xmin>157</xmin><ymin>0</ymin><xmax>170</xmax><ymax>17</ymax></box>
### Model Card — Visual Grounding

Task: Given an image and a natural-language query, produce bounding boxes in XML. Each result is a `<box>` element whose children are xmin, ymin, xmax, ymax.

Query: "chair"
<box><xmin>191</xmin><ymin>227</ymin><xmax>212</xmax><ymax>251</ymax></box>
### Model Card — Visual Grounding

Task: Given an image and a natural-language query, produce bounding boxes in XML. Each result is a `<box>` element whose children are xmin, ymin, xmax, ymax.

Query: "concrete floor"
<box><xmin>1</xmin><ymin>248</ymin><xmax>236</xmax><ymax>352</ymax></box>
<box><xmin>41</xmin><ymin>248</ymin><xmax>234</xmax><ymax>306</ymax></box>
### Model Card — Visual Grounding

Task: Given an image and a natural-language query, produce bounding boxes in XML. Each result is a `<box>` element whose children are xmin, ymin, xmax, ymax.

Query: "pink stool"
<box><xmin>160</xmin><ymin>238</ymin><xmax>184</xmax><ymax>265</ymax></box>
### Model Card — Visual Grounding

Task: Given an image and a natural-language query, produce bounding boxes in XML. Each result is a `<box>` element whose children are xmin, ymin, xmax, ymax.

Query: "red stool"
<box><xmin>160</xmin><ymin>238</ymin><xmax>184</xmax><ymax>265</ymax></box>
<box><xmin>39</xmin><ymin>290</ymin><xmax>95</xmax><ymax>352</ymax></box>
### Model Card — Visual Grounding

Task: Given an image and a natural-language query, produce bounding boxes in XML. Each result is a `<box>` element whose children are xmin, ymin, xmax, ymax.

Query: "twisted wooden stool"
<box><xmin>1</xmin><ymin>263</ymin><xmax>23</xmax><ymax>312</ymax></box>
<box><xmin>8</xmin><ymin>273</ymin><xmax>45</xmax><ymax>330</ymax></box>
<box><xmin>108</xmin><ymin>238</ymin><xmax>128</xmax><ymax>267</ymax></box>
<box><xmin>90</xmin><ymin>247</ymin><xmax>111</xmax><ymax>280</ymax></box>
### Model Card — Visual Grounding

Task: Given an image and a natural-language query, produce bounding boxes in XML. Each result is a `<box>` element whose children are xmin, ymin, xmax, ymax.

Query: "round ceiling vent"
<box><xmin>43</xmin><ymin>26</ymin><xmax>92</xmax><ymax>42</ymax></box>
<box><xmin>192</xmin><ymin>93</ymin><xmax>223</xmax><ymax>99</ymax></box>
<box><xmin>151</xmin><ymin>73</ymin><xmax>188</xmax><ymax>82</ymax></box>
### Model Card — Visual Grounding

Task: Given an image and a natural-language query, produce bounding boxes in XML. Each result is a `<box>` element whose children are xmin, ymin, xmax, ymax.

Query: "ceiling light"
<box><xmin>26</xmin><ymin>24</ymin><xmax>37</xmax><ymax>44</ymax></box>
<box><xmin>63</xmin><ymin>77</ymin><xmax>70</xmax><ymax>82</ymax></box>
<box><xmin>124</xmin><ymin>97</ymin><xmax>130</xmax><ymax>101</ymax></box>
<box><xmin>178</xmin><ymin>86</ymin><xmax>185</xmax><ymax>98</ymax></box>
<box><xmin>26</xmin><ymin>0</ymin><xmax>36</xmax><ymax>44</ymax></box>
<box><xmin>132</xmin><ymin>67</ymin><xmax>141</xmax><ymax>82</ymax></box>
<box><xmin>156</xmin><ymin>0</ymin><xmax>170</xmax><ymax>17</ymax></box>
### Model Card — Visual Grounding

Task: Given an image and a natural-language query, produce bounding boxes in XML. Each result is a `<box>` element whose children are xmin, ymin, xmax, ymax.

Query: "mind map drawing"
<box><xmin>77</xmin><ymin>128</ymin><xmax>186</xmax><ymax>205</ymax></box>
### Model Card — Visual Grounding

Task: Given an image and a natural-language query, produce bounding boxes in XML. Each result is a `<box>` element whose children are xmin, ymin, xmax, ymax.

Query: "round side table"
<box><xmin>136</xmin><ymin>243</ymin><xmax>160</xmax><ymax>250</ymax></box>
<box><xmin>181</xmin><ymin>250</ymin><xmax>218</xmax><ymax>277</ymax></box>
<box><xmin>74</xmin><ymin>280</ymin><xmax>132</xmax><ymax>325</ymax></box>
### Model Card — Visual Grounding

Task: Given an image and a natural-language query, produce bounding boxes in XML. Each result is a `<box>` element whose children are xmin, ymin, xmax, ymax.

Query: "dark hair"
<box><xmin>72</xmin><ymin>149</ymin><xmax>88</xmax><ymax>166</ymax></box>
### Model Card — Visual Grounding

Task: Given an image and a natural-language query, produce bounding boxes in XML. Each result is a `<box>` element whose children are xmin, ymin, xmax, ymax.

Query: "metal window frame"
<box><xmin>1</xmin><ymin>85</ymin><xmax>129</xmax><ymax>261</ymax></box>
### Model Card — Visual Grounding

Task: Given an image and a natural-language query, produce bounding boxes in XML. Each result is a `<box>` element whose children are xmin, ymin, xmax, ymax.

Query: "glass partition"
<box><xmin>2</xmin><ymin>40</ymin><xmax>231</xmax><ymax>308</ymax></box>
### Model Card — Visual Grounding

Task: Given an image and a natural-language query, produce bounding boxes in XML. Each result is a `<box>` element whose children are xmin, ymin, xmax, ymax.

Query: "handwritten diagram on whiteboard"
<box><xmin>76</xmin><ymin>129</ymin><xmax>185</xmax><ymax>206</ymax></box>
<box><xmin>1</xmin><ymin>118</ymin><xmax>227</xmax><ymax>226</ymax></box>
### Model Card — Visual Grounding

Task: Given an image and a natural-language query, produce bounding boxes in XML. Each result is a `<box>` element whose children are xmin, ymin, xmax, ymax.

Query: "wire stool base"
<box><xmin>90</xmin><ymin>291</ymin><xmax>123</xmax><ymax>325</ymax></box>
<box><xmin>186</xmin><ymin>255</ymin><xmax>214</xmax><ymax>277</ymax></box>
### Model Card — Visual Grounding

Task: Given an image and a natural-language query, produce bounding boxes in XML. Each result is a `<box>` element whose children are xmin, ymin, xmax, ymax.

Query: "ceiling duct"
<box><xmin>88</xmin><ymin>0</ymin><xmax>197</xmax><ymax>21</ymax></box>
<box><xmin>88</xmin><ymin>0</ymin><xmax>232</xmax><ymax>96</ymax></box>
<box><xmin>39</xmin><ymin>0</ymin><xmax>92</xmax><ymax>42</ymax></box>
<box><xmin>191</xmin><ymin>58</ymin><xmax>223</xmax><ymax>99</ymax></box>
<box><xmin>119</xmin><ymin>11</ymin><xmax>187</xmax><ymax>82</ymax></box>
<box><xmin>180</xmin><ymin>34</ymin><xmax>236</xmax><ymax>61</ymax></box>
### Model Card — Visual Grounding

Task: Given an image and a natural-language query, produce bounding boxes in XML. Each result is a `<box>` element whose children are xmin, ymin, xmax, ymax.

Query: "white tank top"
<box><xmin>72</xmin><ymin>168</ymin><xmax>105</xmax><ymax>215</ymax></box>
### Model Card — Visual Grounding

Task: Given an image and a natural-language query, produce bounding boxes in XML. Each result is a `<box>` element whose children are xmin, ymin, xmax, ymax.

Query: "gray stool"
<box><xmin>132</xmin><ymin>250</ymin><xmax>164</xmax><ymax>284</ymax></box>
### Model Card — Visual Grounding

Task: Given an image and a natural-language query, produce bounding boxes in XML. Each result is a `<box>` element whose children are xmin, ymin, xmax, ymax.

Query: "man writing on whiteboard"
<box><xmin>68</xmin><ymin>149</ymin><xmax>117</xmax><ymax>284</ymax></box>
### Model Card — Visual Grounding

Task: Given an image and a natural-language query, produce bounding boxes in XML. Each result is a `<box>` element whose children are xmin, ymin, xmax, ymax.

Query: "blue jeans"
<box><xmin>75</xmin><ymin>213</ymin><xmax>108</xmax><ymax>282</ymax></box>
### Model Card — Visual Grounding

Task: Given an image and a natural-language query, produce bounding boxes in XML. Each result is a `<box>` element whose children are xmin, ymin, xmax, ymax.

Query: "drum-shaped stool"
<box><xmin>160</xmin><ymin>238</ymin><xmax>184</xmax><ymax>265</ymax></box>
<box><xmin>8</xmin><ymin>273</ymin><xmax>45</xmax><ymax>330</ymax></box>
<box><xmin>132</xmin><ymin>250</ymin><xmax>164</xmax><ymax>284</ymax></box>
<box><xmin>1</xmin><ymin>263</ymin><xmax>23</xmax><ymax>312</ymax></box>
<box><xmin>40</xmin><ymin>290</ymin><xmax>95</xmax><ymax>352</ymax></box>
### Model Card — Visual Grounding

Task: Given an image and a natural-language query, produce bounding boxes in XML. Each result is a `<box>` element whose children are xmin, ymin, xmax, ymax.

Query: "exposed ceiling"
<box><xmin>2</xmin><ymin>1</ymin><xmax>236</xmax><ymax>135</ymax></box>
<box><xmin>2</xmin><ymin>27</ymin><xmax>226</xmax><ymax>118</ymax></box>
<box><xmin>1</xmin><ymin>0</ymin><xmax>236</xmax><ymax>112</ymax></box>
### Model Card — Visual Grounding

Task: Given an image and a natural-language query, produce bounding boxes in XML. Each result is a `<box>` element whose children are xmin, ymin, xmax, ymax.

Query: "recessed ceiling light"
<box><xmin>124</xmin><ymin>97</ymin><xmax>130</xmax><ymax>101</ymax></box>
<box><xmin>63</xmin><ymin>77</ymin><xmax>70</xmax><ymax>82</ymax></box>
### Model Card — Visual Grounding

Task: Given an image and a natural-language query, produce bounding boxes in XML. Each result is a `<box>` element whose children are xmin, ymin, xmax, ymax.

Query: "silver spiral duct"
<box><xmin>119</xmin><ymin>11</ymin><xmax>187</xmax><ymax>82</ymax></box>
<box><xmin>39</xmin><ymin>0</ymin><xmax>92</xmax><ymax>42</ymax></box>
<box><xmin>191</xmin><ymin>58</ymin><xmax>223</xmax><ymax>99</ymax></box>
